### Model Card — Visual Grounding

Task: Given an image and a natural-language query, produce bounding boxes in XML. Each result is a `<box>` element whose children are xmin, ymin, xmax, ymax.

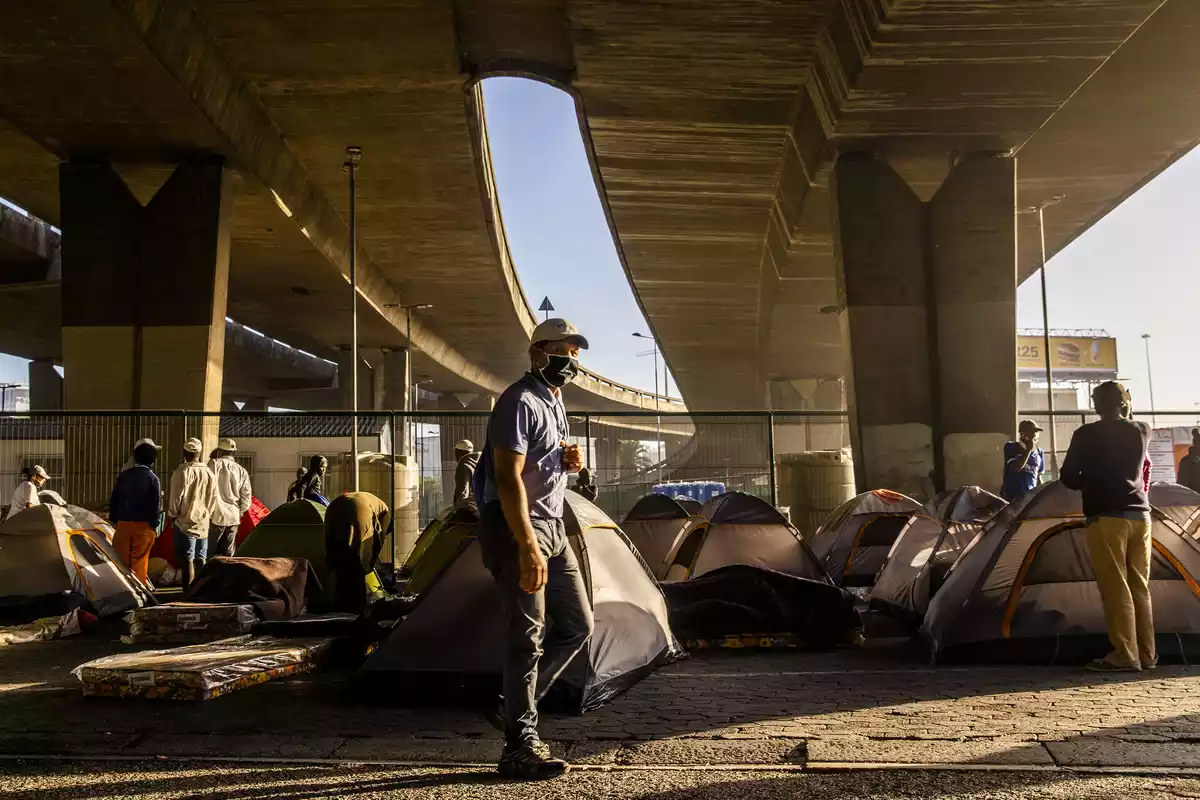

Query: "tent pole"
<box><xmin>767</xmin><ymin>411</ymin><xmax>778</xmax><ymax>507</ymax></box>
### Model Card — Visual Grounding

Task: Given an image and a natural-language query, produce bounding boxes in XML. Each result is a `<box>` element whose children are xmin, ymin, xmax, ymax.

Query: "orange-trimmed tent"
<box><xmin>922</xmin><ymin>481</ymin><xmax>1200</xmax><ymax>662</ymax></box>
<box><xmin>807</xmin><ymin>490</ymin><xmax>924</xmax><ymax>587</ymax></box>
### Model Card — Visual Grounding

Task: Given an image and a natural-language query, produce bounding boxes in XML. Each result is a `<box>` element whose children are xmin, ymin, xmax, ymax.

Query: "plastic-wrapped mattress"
<box><xmin>74</xmin><ymin>635</ymin><xmax>332</xmax><ymax>700</ymax></box>
<box><xmin>122</xmin><ymin>603</ymin><xmax>258</xmax><ymax>644</ymax></box>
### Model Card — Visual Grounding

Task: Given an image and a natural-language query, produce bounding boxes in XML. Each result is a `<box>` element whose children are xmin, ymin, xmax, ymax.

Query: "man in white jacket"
<box><xmin>209</xmin><ymin>437</ymin><xmax>252</xmax><ymax>557</ymax></box>
<box><xmin>168</xmin><ymin>438</ymin><xmax>218</xmax><ymax>591</ymax></box>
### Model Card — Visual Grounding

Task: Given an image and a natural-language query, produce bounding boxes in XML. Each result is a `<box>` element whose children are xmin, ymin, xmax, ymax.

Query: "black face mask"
<box><xmin>537</xmin><ymin>352</ymin><xmax>580</xmax><ymax>388</ymax></box>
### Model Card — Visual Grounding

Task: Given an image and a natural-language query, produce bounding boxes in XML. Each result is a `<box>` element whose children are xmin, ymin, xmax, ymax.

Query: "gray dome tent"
<box><xmin>623</xmin><ymin>494</ymin><xmax>699</xmax><ymax>580</ymax></box>
<box><xmin>808</xmin><ymin>490</ymin><xmax>924</xmax><ymax>587</ymax></box>
<box><xmin>869</xmin><ymin>514</ymin><xmax>981</xmax><ymax>628</ymax></box>
<box><xmin>1153</xmin><ymin>482</ymin><xmax>1200</xmax><ymax>538</ymax></box>
<box><xmin>922</xmin><ymin>481</ymin><xmax>1200</xmax><ymax>662</ymax></box>
<box><xmin>358</xmin><ymin>492</ymin><xmax>681</xmax><ymax>712</ymax></box>
<box><xmin>926</xmin><ymin>486</ymin><xmax>1007</xmax><ymax>525</ymax></box>
<box><xmin>661</xmin><ymin>491</ymin><xmax>828</xmax><ymax>583</ymax></box>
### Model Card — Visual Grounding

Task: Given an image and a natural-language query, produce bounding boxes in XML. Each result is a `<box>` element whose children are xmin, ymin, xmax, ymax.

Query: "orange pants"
<box><xmin>113</xmin><ymin>521</ymin><xmax>157</xmax><ymax>583</ymax></box>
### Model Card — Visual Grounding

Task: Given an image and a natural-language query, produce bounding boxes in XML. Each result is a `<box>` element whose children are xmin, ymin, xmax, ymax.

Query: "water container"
<box><xmin>779</xmin><ymin>450</ymin><xmax>855</xmax><ymax>537</ymax></box>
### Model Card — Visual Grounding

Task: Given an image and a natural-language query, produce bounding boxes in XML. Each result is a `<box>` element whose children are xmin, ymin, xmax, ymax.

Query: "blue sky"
<box><xmin>1</xmin><ymin>76</ymin><xmax>1195</xmax><ymax>411</ymax></box>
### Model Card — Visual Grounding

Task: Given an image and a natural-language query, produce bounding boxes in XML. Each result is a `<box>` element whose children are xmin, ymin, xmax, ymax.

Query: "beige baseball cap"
<box><xmin>183</xmin><ymin>438</ymin><xmax>204</xmax><ymax>454</ymax></box>
<box><xmin>454</xmin><ymin>439</ymin><xmax>474</xmax><ymax>452</ymax></box>
<box><xmin>134</xmin><ymin>438</ymin><xmax>161</xmax><ymax>450</ymax></box>
<box><xmin>530</xmin><ymin>318</ymin><xmax>589</xmax><ymax>350</ymax></box>
<box><xmin>30</xmin><ymin>465</ymin><xmax>50</xmax><ymax>480</ymax></box>
<box><xmin>218</xmin><ymin>438</ymin><xmax>238</xmax><ymax>452</ymax></box>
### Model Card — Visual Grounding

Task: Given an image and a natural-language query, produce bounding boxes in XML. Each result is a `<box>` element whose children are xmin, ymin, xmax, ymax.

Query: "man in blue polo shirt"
<box><xmin>1002</xmin><ymin>419</ymin><xmax>1046</xmax><ymax>502</ymax></box>
<box><xmin>473</xmin><ymin>318</ymin><xmax>594</xmax><ymax>780</ymax></box>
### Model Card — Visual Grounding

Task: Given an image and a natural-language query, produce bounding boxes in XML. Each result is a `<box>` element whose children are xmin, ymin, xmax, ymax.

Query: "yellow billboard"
<box><xmin>1017</xmin><ymin>336</ymin><xmax>1118</xmax><ymax>379</ymax></box>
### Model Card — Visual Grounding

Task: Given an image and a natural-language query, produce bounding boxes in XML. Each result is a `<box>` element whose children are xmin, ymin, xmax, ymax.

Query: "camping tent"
<box><xmin>661</xmin><ymin>491</ymin><xmax>828</xmax><ymax>583</ymax></box>
<box><xmin>0</xmin><ymin>504</ymin><xmax>154</xmax><ymax>618</ymax></box>
<box><xmin>235</xmin><ymin>500</ymin><xmax>330</xmax><ymax>601</ymax></box>
<box><xmin>622</xmin><ymin>494</ymin><xmax>698</xmax><ymax>579</ymax></box>
<box><xmin>400</xmin><ymin>504</ymin><xmax>480</xmax><ymax>596</ymax></box>
<box><xmin>1152</xmin><ymin>482</ymin><xmax>1200</xmax><ymax>538</ymax></box>
<box><xmin>807</xmin><ymin>490</ymin><xmax>924</xmax><ymax>587</ymax></box>
<box><xmin>358</xmin><ymin>491</ymin><xmax>681</xmax><ymax>712</ymax></box>
<box><xmin>922</xmin><ymin>480</ymin><xmax>1200</xmax><ymax>662</ymax></box>
<box><xmin>869</xmin><ymin>514</ymin><xmax>981</xmax><ymax>627</ymax></box>
<box><xmin>926</xmin><ymin>486</ymin><xmax>1007</xmax><ymax>525</ymax></box>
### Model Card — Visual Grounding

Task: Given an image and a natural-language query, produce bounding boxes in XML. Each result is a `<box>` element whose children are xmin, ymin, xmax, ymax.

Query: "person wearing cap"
<box><xmin>472</xmin><ymin>318</ymin><xmax>594</xmax><ymax>780</ymax></box>
<box><xmin>208</xmin><ymin>438</ymin><xmax>252</xmax><ymax>557</ymax></box>
<box><xmin>6</xmin><ymin>465</ymin><xmax>49</xmax><ymax>520</ymax></box>
<box><xmin>168</xmin><ymin>438</ymin><xmax>218</xmax><ymax>593</ymax></box>
<box><xmin>569</xmin><ymin>467</ymin><xmax>598</xmax><ymax>503</ymax></box>
<box><xmin>109</xmin><ymin>439</ymin><xmax>163</xmax><ymax>583</ymax></box>
<box><xmin>1061</xmin><ymin>381</ymin><xmax>1155</xmax><ymax>672</ymax></box>
<box><xmin>1001</xmin><ymin>420</ymin><xmax>1046</xmax><ymax>502</ymax></box>
<box><xmin>452</xmin><ymin>438</ymin><xmax>478</xmax><ymax>506</ymax></box>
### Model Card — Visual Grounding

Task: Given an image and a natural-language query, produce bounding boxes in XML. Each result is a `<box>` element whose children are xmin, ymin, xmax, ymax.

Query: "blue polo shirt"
<box><xmin>476</xmin><ymin>373</ymin><xmax>570</xmax><ymax>519</ymax></box>
<box><xmin>1001</xmin><ymin>441</ymin><xmax>1045</xmax><ymax>502</ymax></box>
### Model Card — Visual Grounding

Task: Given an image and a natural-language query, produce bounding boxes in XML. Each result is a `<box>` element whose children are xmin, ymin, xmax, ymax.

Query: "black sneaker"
<box><xmin>498</xmin><ymin>741</ymin><xmax>569</xmax><ymax>780</ymax></box>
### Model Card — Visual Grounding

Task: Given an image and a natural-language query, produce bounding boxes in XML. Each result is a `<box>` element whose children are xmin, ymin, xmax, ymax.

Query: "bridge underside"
<box><xmin>0</xmin><ymin>0</ymin><xmax>1195</xmax><ymax>493</ymax></box>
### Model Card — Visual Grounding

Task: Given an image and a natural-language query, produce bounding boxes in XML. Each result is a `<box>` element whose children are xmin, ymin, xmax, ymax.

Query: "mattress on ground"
<box><xmin>122</xmin><ymin>603</ymin><xmax>258</xmax><ymax>644</ymax></box>
<box><xmin>74</xmin><ymin>635</ymin><xmax>332</xmax><ymax>700</ymax></box>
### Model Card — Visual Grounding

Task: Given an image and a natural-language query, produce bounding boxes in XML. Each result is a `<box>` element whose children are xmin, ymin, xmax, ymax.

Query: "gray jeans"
<box><xmin>208</xmin><ymin>524</ymin><xmax>237</xmax><ymax>558</ymax></box>
<box><xmin>479</xmin><ymin>501</ymin><xmax>594</xmax><ymax>748</ymax></box>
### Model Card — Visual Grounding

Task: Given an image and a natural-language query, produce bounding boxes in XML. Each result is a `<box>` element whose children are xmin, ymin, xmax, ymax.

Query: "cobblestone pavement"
<box><xmin>4</xmin><ymin>637</ymin><xmax>1200</xmax><ymax>770</ymax></box>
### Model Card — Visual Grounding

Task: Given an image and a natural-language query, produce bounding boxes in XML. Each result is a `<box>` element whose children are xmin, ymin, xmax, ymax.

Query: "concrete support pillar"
<box><xmin>832</xmin><ymin>152</ymin><xmax>1016</xmax><ymax>498</ymax></box>
<box><xmin>381</xmin><ymin>349</ymin><xmax>409</xmax><ymax>411</ymax></box>
<box><xmin>28</xmin><ymin>360</ymin><xmax>62</xmax><ymax>411</ymax></box>
<box><xmin>59</xmin><ymin>158</ymin><xmax>231</xmax><ymax>504</ymax></box>
<box><xmin>334</xmin><ymin>348</ymin><xmax>372</xmax><ymax>410</ymax></box>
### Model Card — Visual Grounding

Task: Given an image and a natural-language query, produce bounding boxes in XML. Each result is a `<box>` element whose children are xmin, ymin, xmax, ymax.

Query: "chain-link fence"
<box><xmin>1</xmin><ymin>408</ymin><xmax>1192</xmax><ymax>550</ymax></box>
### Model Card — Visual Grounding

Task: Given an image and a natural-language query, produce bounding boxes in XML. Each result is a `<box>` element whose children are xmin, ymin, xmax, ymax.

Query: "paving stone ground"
<box><xmin>4</xmin><ymin>635</ymin><xmax>1200</xmax><ymax>770</ymax></box>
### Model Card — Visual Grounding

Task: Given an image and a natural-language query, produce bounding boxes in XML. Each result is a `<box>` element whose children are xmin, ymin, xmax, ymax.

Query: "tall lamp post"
<box><xmin>1019</xmin><ymin>194</ymin><xmax>1064</xmax><ymax>477</ymax></box>
<box><xmin>1142</xmin><ymin>334</ymin><xmax>1157</xmax><ymax>427</ymax></box>
<box><xmin>633</xmin><ymin>332</ymin><xmax>663</xmax><ymax>480</ymax></box>
<box><xmin>343</xmin><ymin>146</ymin><xmax>362</xmax><ymax>491</ymax></box>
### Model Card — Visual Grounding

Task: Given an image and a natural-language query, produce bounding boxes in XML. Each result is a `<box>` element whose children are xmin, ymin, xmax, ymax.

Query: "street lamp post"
<box><xmin>343</xmin><ymin>146</ymin><xmax>362</xmax><ymax>491</ymax></box>
<box><xmin>1143</xmin><ymin>334</ymin><xmax>1157</xmax><ymax>427</ymax></box>
<box><xmin>633</xmin><ymin>332</ymin><xmax>662</xmax><ymax>480</ymax></box>
<box><xmin>1019</xmin><ymin>194</ymin><xmax>1064</xmax><ymax>477</ymax></box>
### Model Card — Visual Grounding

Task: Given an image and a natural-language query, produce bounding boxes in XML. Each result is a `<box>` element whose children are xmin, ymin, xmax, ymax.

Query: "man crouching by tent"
<box><xmin>1061</xmin><ymin>381</ymin><xmax>1155</xmax><ymax>673</ymax></box>
<box><xmin>323</xmin><ymin>491</ymin><xmax>390</xmax><ymax>613</ymax></box>
<box><xmin>471</xmin><ymin>318</ymin><xmax>595</xmax><ymax>780</ymax></box>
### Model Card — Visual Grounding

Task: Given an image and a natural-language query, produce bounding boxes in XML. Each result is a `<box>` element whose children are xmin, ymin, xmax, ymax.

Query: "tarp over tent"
<box><xmin>623</xmin><ymin>494</ymin><xmax>697</xmax><ymax>580</ymax></box>
<box><xmin>808</xmin><ymin>490</ymin><xmax>924</xmax><ymax>587</ymax></box>
<box><xmin>661</xmin><ymin>492</ymin><xmax>828</xmax><ymax>583</ymax></box>
<box><xmin>923</xmin><ymin>481</ymin><xmax>1200</xmax><ymax>662</ymax></box>
<box><xmin>0</xmin><ymin>504</ymin><xmax>155</xmax><ymax>618</ymax></box>
<box><xmin>358</xmin><ymin>492</ymin><xmax>681</xmax><ymax>712</ymax></box>
<box><xmin>235</xmin><ymin>500</ymin><xmax>331</xmax><ymax>603</ymax></box>
<box><xmin>927</xmin><ymin>486</ymin><xmax>1007</xmax><ymax>525</ymax></box>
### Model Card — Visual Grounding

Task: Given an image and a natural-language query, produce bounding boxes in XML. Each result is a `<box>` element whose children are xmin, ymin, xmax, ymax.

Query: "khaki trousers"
<box><xmin>1086</xmin><ymin>515</ymin><xmax>1156</xmax><ymax>668</ymax></box>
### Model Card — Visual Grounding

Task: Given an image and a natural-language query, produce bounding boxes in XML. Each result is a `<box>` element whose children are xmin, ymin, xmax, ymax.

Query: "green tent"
<box><xmin>403</xmin><ymin>504</ymin><xmax>478</xmax><ymax>597</ymax></box>
<box><xmin>235</xmin><ymin>500</ymin><xmax>331</xmax><ymax>602</ymax></box>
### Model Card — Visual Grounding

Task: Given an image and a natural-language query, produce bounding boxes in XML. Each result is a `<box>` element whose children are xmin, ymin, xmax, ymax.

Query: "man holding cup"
<box><xmin>473</xmin><ymin>318</ymin><xmax>595</xmax><ymax>780</ymax></box>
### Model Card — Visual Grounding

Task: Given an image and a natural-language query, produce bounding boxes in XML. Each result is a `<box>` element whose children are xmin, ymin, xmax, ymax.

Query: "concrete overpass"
<box><xmin>0</xmin><ymin>0</ymin><xmax>680</xmax><ymax>416</ymax></box>
<box><xmin>1</xmin><ymin>1</ymin><xmax>1196</xmax><ymax>495</ymax></box>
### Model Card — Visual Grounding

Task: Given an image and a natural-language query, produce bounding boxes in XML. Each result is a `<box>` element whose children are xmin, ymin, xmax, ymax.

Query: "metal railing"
<box><xmin>1</xmin><ymin>408</ymin><xmax>1190</xmax><ymax>550</ymax></box>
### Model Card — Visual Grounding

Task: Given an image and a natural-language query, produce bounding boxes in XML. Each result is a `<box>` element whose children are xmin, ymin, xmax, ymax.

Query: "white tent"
<box><xmin>0</xmin><ymin>504</ymin><xmax>154</xmax><ymax>618</ymax></box>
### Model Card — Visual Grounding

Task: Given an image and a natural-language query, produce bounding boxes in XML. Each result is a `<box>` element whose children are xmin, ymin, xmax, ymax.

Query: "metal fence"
<box><xmin>0</xmin><ymin>408</ymin><xmax>1192</xmax><ymax>554</ymax></box>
